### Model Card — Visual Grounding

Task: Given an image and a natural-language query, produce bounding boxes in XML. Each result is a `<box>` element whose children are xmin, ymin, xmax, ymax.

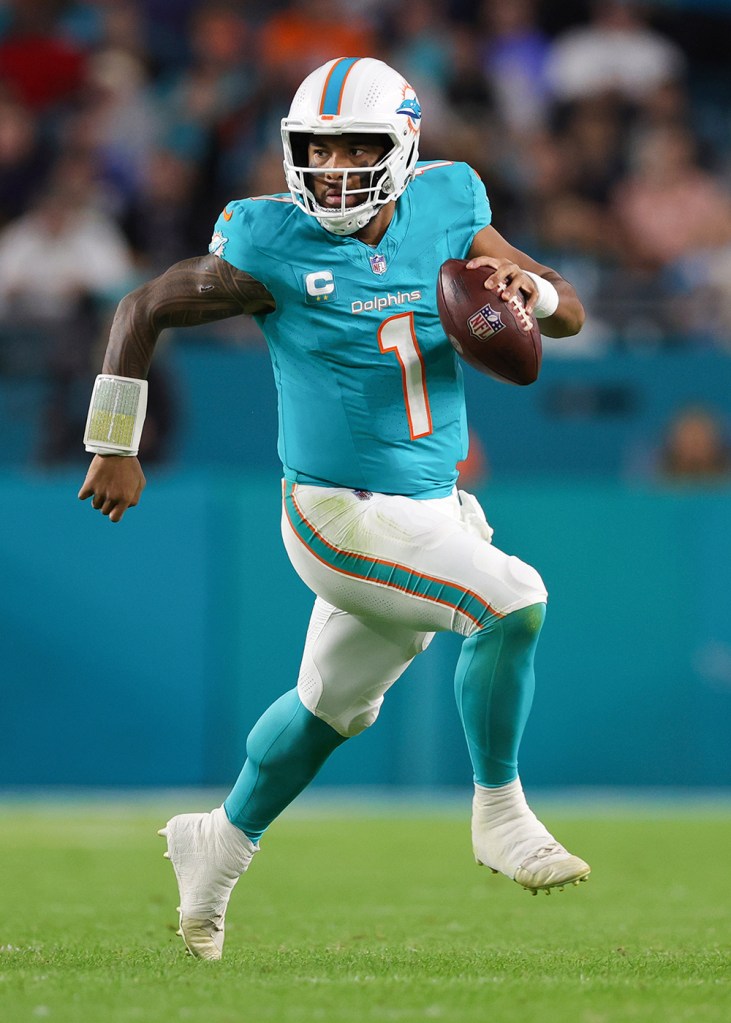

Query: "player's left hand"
<box><xmin>465</xmin><ymin>256</ymin><xmax>539</xmax><ymax>316</ymax></box>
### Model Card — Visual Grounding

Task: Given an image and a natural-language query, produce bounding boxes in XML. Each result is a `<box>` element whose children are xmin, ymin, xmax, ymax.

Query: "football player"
<box><xmin>79</xmin><ymin>57</ymin><xmax>588</xmax><ymax>960</ymax></box>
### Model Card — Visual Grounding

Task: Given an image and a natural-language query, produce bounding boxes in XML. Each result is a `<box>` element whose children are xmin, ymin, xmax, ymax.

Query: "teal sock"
<box><xmin>224</xmin><ymin>688</ymin><xmax>346</xmax><ymax>843</ymax></box>
<box><xmin>454</xmin><ymin>603</ymin><xmax>546</xmax><ymax>787</ymax></box>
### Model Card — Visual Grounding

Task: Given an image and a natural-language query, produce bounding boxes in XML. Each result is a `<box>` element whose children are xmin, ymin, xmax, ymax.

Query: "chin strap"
<box><xmin>315</xmin><ymin>203</ymin><xmax>379</xmax><ymax>236</ymax></box>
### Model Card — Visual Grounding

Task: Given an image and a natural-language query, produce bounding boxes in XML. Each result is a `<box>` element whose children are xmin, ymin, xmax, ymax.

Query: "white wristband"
<box><xmin>84</xmin><ymin>374</ymin><xmax>148</xmax><ymax>456</ymax></box>
<box><xmin>523</xmin><ymin>271</ymin><xmax>560</xmax><ymax>319</ymax></box>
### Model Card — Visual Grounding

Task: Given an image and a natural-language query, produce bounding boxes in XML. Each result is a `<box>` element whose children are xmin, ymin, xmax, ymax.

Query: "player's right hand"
<box><xmin>78</xmin><ymin>454</ymin><xmax>146</xmax><ymax>523</ymax></box>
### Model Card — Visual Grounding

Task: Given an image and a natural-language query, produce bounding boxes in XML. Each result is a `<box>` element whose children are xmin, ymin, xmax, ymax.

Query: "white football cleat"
<box><xmin>158</xmin><ymin>806</ymin><xmax>258</xmax><ymax>960</ymax></box>
<box><xmin>471</xmin><ymin>779</ymin><xmax>590</xmax><ymax>894</ymax></box>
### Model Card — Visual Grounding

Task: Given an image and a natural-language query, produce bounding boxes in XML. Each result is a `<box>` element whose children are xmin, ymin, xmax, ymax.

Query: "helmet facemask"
<box><xmin>284</xmin><ymin>130</ymin><xmax>409</xmax><ymax>235</ymax></box>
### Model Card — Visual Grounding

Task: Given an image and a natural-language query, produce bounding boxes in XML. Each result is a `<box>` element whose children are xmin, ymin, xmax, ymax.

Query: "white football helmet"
<box><xmin>281</xmin><ymin>57</ymin><xmax>421</xmax><ymax>236</ymax></box>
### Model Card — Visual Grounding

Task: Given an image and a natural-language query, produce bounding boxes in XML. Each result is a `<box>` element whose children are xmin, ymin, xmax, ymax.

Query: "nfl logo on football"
<box><xmin>468</xmin><ymin>303</ymin><xmax>505</xmax><ymax>342</ymax></box>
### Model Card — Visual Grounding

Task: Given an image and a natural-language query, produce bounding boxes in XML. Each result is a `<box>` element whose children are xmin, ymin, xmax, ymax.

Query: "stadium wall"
<box><xmin>1</xmin><ymin>471</ymin><xmax>729</xmax><ymax>790</ymax></box>
<box><xmin>165</xmin><ymin>345</ymin><xmax>731</xmax><ymax>481</ymax></box>
<box><xmin>3</xmin><ymin>348</ymin><xmax>731</xmax><ymax>480</ymax></box>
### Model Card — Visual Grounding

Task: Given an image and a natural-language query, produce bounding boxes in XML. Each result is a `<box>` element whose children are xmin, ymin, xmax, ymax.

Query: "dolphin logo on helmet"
<box><xmin>396</xmin><ymin>89</ymin><xmax>421</xmax><ymax>130</ymax></box>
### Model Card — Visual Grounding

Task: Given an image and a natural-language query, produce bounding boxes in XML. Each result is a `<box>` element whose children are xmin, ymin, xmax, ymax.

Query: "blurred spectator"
<box><xmin>633</xmin><ymin>78</ymin><xmax>690</xmax><ymax>137</ymax></box>
<box><xmin>0</xmin><ymin>95</ymin><xmax>50</xmax><ymax>227</ymax></box>
<box><xmin>478</xmin><ymin>0</ymin><xmax>551</xmax><ymax>136</ymax></box>
<box><xmin>76</xmin><ymin>46</ymin><xmax>162</xmax><ymax>211</ymax></box>
<box><xmin>379</xmin><ymin>0</ymin><xmax>454</xmax><ymax>157</ymax></box>
<box><xmin>0</xmin><ymin>0</ymin><xmax>88</xmax><ymax>111</ymax></box>
<box><xmin>122</xmin><ymin>147</ymin><xmax>201</xmax><ymax>273</ymax></box>
<box><xmin>550</xmin><ymin>122</ymin><xmax>731</xmax><ymax>345</ymax></box>
<box><xmin>0</xmin><ymin>176</ymin><xmax>135</xmax><ymax>462</ymax></box>
<box><xmin>0</xmin><ymin>181</ymin><xmax>134</xmax><ymax>320</ymax></box>
<box><xmin>613</xmin><ymin>121</ymin><xmax>731</xmax><ymax>345</ymax></box>
<box><xmin>131</xmin><ymin>0</ymin><xmax>202</xmax><ymax>76</ymax></box>
<box><xmin>545</xmin><ymin>0</ymin><xmax>686</xmax><ymax>107</ymax></box>
<box><xmin>259</xmin><ymin>0</ymin><xmax>376</xmax><ymax>98</ymax></box>
<box><xmin>611</xmin><ymin>124</ymin><xmax>731</xmax><ymax>272</ymax></box>
<box><xmin>440</xmin><ymin>26</ymin><xmax>503</xmax><ymax>185</ymax></box>
<box><xmin>658</xmin><ymin>405</ymin><xmax>731</xmax><ymax>482</ymax></box>
<box><xmin>56</xmin><ymin>0</ymin><xmax>107</xmax><ymax>50</ymax></box>
<box><xmin>0</xmin><ymin>0</ymin><xmax>730</xmax><ymax>469</ymax></box>
<box><xmin>155</xmin><ymin>3</ymin><xmax>255</xmax><ymax>168</ymax></box>
<box><xmin>517</xmin><ymin>95</ymin><xmax>626</xmax><ymax>256</ymax></box>
<box><xmin>94</xmin><ymin>3</ymin><xmax>148</xmax><ymax>60</ymax></box>
<box><xmin>243</xmin><ymin>146</ymin><xmax>287</xmax><ymax>199</ymax></box>
<box><xmin>559</xmin><ymin>96</ymin><xmax>628</xmax><ymax>206</ymax></box>
<box><xmin>445</xmin><ymin>25</ymin><xmax>494</xmax><ymax>124</ymax></box>
<box><xmin>387</xmin><ymin>0</ymin><xmax>454</xmax><ymax>92</ymax></box>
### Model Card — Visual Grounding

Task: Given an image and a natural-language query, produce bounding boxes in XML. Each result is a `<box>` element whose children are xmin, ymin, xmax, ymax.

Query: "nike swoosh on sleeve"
<box><xmin>222</xmin><ymin>207</ymin><xmax>233</xmax><ymax>221</ymax></box>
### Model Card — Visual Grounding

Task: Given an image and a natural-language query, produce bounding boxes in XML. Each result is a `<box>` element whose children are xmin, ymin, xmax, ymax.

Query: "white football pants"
<box><xmin>281</xmin><ymin>482</ymin><xmax>547</xmax><ymax>737</ymax></box>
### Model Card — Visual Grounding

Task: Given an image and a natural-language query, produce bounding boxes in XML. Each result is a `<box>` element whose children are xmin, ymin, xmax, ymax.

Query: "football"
<box><xmin>436</xmin><ymin>258</ymin><xmax>542</xmax><ymax>385</ymax></box>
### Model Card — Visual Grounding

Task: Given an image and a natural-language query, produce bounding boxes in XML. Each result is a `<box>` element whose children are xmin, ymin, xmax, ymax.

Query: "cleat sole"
<box><xmin>521</xmin><ymin>871</ymin><xmax>590</xmax><ymax>895</ymax></box>
<box><xmin>478</xmin><ymin>857</ymin><xmax>590</xmax><ymax>893</ymax></box>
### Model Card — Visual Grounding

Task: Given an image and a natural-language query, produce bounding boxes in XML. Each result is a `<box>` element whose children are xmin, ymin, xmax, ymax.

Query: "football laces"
<box><xmin>496</xmin><ymin>281</ymin><xmax>534</xmax><ymax>332</ymax></box>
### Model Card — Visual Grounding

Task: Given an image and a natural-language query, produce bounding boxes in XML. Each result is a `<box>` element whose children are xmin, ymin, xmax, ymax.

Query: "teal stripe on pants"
<box><xmin>284</xmin><ymin>482</ymin><xmax>500</xmax><ymax>629</ymax></box>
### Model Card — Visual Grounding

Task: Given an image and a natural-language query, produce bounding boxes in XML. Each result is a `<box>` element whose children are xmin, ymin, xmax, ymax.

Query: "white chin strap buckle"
<box><xmin>84</xmin><ymin>374</ymin><xmax>148</xmax><ymax>457</ymax></box>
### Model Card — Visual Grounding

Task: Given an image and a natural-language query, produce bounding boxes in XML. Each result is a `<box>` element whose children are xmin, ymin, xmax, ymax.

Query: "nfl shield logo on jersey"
<box><xmin>468</xmin><ymin>303</ymin><xmax>505</xmax><ymax>342</ymax></box>
<box><xmin>369</xmin><ymin>253</ymin><xmax>387</xmax><ymax>275</ymax></box>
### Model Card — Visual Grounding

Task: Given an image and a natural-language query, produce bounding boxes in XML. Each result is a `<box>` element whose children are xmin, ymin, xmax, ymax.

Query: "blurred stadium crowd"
<box><xmin>1</xmin><ymin>0</ymin><xmax>730</xmax><ymax>463</ymax></box>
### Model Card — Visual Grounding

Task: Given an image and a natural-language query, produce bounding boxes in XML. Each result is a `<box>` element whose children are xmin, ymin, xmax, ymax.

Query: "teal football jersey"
<box><xmin>209</xmin><ymin>161</ymin><xmax>491</xmax><ymax>498</ymax></box>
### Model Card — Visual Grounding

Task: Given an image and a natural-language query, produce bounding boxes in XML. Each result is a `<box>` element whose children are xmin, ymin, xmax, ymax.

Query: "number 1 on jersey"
<box><xmin>377</xmin><ymin>312</ymin><xmax>433</xmax><ymax>439</ymax></box>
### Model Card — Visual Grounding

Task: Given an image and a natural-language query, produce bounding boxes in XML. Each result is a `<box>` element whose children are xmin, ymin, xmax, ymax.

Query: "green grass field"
<box><xmin>1</xmin><ymin>795</ymin><xmax>729</xmax><ymax>1023</ymax></box>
